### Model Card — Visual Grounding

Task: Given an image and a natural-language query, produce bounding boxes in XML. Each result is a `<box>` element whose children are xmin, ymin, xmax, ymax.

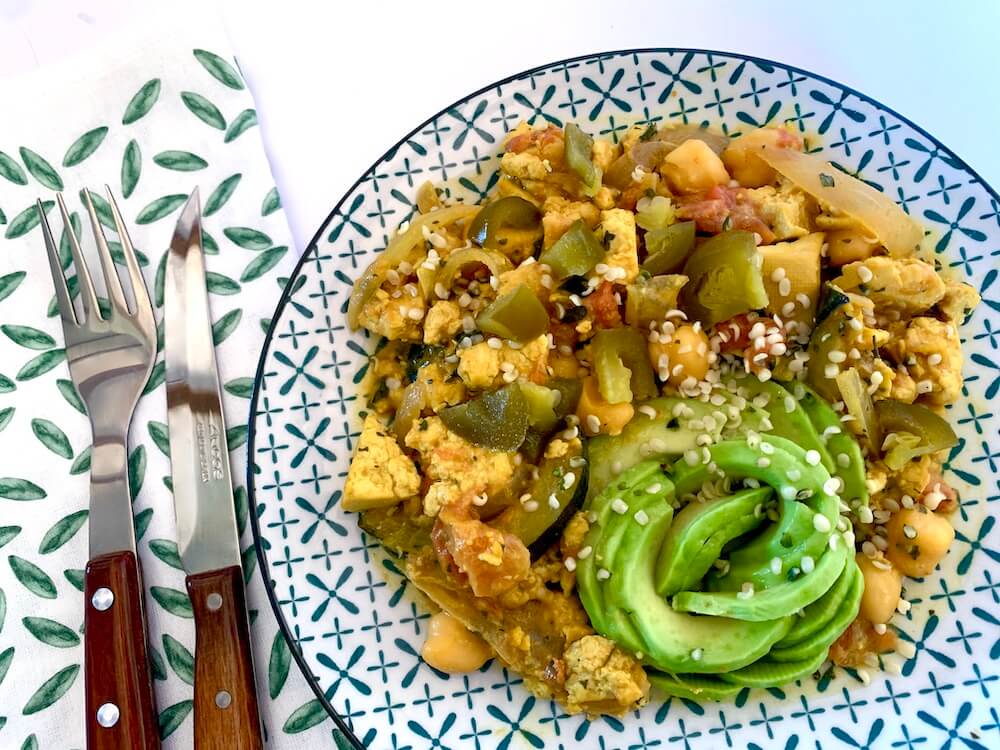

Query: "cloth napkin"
<box><xmin>0</xmin><ymin>15</ymin><xmax>346</xmax><ymax>749</ymax></box>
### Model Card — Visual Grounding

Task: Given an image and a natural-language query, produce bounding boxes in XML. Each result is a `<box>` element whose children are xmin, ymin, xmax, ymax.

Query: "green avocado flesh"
<box><xmin>577</xmin><ymin>378</ymin><xmax>865</xmax><ymax>696</ymax></box>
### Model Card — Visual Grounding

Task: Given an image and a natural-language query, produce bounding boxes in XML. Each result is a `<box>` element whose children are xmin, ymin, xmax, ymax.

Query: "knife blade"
<box><xmin>165</xmin><ymin>188</ymin><xmax>263</xmax><ymax>750</ymax></box>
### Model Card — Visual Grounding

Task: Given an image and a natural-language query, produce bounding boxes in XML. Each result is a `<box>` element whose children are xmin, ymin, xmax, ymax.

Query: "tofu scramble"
<box><xmin>341</xmin><ymin>119</ymin><xmax>979</xmax><ymax>715</ymax></box>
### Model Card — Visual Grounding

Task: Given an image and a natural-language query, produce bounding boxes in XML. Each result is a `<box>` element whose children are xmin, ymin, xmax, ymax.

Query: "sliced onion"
<box><xmin>657</xmin><ymin>124</ymin><xmax>730</xmax><ymax>155</ymax></box>
<box><xmin>835</xmin><ymin>368</ymin><xmax>881</xmax><ymax>452</ymax></box>
<box><xmin>393</xmin><ymin>379</ymin><xmax>427</xmax><ymax>443</ymax></box>
<box><xmin>605</xmin><ymin>141</ymin><xmax>670</xmax><ymax>189</ymax></box>
<box><xmin>347</xmin><ymin>204</ymin><xmax>479</xmax><ymax>329</ymax></box>
<box><xmin>436</xmin><ymin>247</ymin><xmax>512</xmax><ymax>288</ymax></box>
<box><xmin>757</xmin><ymin>146</ymin><xmax>922</xmax><ymax>257</ymax></box>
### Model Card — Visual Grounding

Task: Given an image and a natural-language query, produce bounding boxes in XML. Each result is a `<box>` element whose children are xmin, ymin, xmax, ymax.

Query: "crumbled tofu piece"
<box><xmin>496</xmin><ymin>263</ymin><xmax>546</xmax><ymax>298</ymax></box>
<box><xmin>501</xmin><ymin>151</ymin><xmax>550</xmax><ymax>182</ymax></box>
<box><xmin>563</xmin><ymin>635</ymin><xmax>649</xmax><ymax>716</ymax></box>
<box><xmin>357</xmin><ymin>288</ymin><xmax>425</xmax><ymax>342</ymax></box>
<box><xmin>598</xmin><ymin>209</ymin><xmax>639</xmax><ymax>282</ymax></box>
<box><xmin>884</xmin><ymin>316</ymin><xmax>964</xmax><ymax>406</ymax></box>
<box><xmin>937</xmin><ymin>278</ymin><xmax>980</xmax><ymax>323</ymax></box>
<box><xmin>412</xmin><ymin>361</ymin><xmax>466</xmax><ymax>412</ymax></box>
<box><xmin>544</xmin><ymin>438</ymin><xmax>572</xmax><ymax>459</ymax></box>
<box><xmin>748</xmin><ymin>183</ymin><xmax>813</xmax><ymax>240</ymax></box>
<box><xmin>590</xmin><ymin>139</ymin><xmax>620</xmax><ymax>173</ymax></box>
<box><xmin>834</xmin><ymin>257</ymin><xmax>946</xmax><ymax>318</ymax></box>
<box><xmin>405</xmin><ymin>416</ymin><xmax>515</xmax><ymax>516</ymax></box>
<box><xmin>457</xmin><ymin>334</ymin><xmax>549</xmax><ymax>389</ymax></box>
<box><xmin>423</xmin><ymin>301</ymin><xmax>463</xmax><ymax>345</ymax></box>
<box><xmin>541</xmin><ymin>196</ymin><xmax>601</xmax><ymax>249</ymax></box>
<box><xmin>342</xmin><ymin>414</ymin><xmax>420</xmax><ymax>511</ymax></box>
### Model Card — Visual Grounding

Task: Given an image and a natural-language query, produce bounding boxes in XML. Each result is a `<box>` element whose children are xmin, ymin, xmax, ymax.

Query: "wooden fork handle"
<box><xmin>84</xmin><ymin>551</ymin><xmax>161</xmax><ymax>750</ymax></box>
<box><xmin>187</xmin><ymin>566</ymin><xmax>263</xmax><ymax>750</ymax></box>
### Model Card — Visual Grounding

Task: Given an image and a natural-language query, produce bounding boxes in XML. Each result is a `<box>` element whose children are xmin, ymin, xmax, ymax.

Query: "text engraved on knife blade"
<box><xmin>196</xmin><ymin>413</ymin><xmax>226</xmax><ymax>483</ymax></box>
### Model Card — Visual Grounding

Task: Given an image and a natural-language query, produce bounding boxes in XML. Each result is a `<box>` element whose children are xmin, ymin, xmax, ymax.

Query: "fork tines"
<box><xmin>37</xmin><ymin>188</ymin><xmax>153</xmax><ymax>329</ymax></box>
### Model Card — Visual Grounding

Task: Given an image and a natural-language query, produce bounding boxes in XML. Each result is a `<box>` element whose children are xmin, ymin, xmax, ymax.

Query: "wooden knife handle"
<box><xmin>84</xmin><ymin>551</ymin><xmax>161</xmax><ymax>750</ymax></box>
<box><xmin>187</xmin><ymin>566</ymin><xmax>263</xmax><ymax>750</ymax></box>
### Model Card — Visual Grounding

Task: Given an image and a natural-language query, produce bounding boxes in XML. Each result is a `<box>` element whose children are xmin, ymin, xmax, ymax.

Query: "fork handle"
<box><xmin>85</xmin><ymin>551</ymin><xmax>161</xmax><ymax>750</ymax></box>
<box><xmin>187</xmin><ymin>566</ymin><xmax>263</xmax><ymax>750</ymax></box>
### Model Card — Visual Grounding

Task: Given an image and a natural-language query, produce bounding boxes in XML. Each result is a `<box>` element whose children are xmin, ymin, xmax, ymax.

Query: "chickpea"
<box><xmin>660</xmin><ymin>139</ymin><xmax>730</xmax><ymax>194</ymax></box>
<box><xmin>647</xmin><ymin>324</ymin><xmax>711</xmax><ymax>387</ymax></box>
<box><xmin>421</xmin><ymin>612</ymin><xmax>492</xmax><ymax>673</ymax></box>
<box><xmin>576</xmin><ymin>375</ymin><xmax>634</xmax><ymax>436</ymax></box>
<box><xmin>720</xmin><ymin>128</ymin><xmax>797</xmax><ymax>187</ymax></box>
<box><xmin>855</xmin><ymin>553</ymin><xmax>902</xmax><ymax>624</ymax></box>
<box><xmin>885</xmin><ymin>506</ymin><xmax>955</xmax><ymax>578</ymax></box>
<box><xmin>826</xmin><ymin>228</ymin><xmax>881</xmax><ymax>267</ymax></box>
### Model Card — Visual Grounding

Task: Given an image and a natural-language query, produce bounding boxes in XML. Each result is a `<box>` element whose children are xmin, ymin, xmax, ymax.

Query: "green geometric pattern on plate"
<box><xmin>250</xmin><ymin>50</ymin><xmax>1000</xmax><ymax>749</ymax></box>
<box><xmin>0</xmin><ymin>38</ymin><xmax>346</xmax><ymax>748</ymax></box>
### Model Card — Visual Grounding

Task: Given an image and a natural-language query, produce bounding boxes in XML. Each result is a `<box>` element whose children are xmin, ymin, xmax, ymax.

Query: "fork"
<box><xmin>38</xmin><ymin>190</ymin><xmax>161</xmax><ymax>750</ymax></box>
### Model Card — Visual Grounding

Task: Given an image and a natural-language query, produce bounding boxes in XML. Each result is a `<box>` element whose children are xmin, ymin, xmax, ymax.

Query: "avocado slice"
<box><xmin>587</xmin><ymin>397</ymin><xmax>723</xmax><ymax>500</ymax></box>
<box><xmin>610</xmin><ymin>491</ymin><xmax>794</xmax><ymax>674</ymax></box>
<box><xmin>768</xmin><ymin>560</ymin><xmax>862</xmax><ymax>663</ymax></box>
<box><xmin>672</xmin><ymin>539</ymin><xmax>848</xmax><ymax>621</ymax></box>
<box><xmin>655</xmin><ymin>486</ymin><xmax>771</xmax><ymax>596</ymax></box>
<box><xmin>647</xmin><ymin>671</ymin><xmax>742</xmax><ymax>701</ymax></box>
<box><xmin>797</xmin><ymin>383</ymin><xmax>869</xmax><ymax>509</ymax></box>
<box><xmin>717</xmin><ymin>644</ymin><xmax>829</xmax><ymax>687</ymax></box>
<box><xmin>577</xmin><ymin>461</ymin><xmax>665</xmax><ymax>647</ymax></box>
<box><xmin>732</xmin><ymin>376</ymin><xmax>834</xmax><ymax>474</ymax></box>
<box><xmin>669</xmin><ymin>438</ymin><xmax>840</xmax><ymax>591</ymax></box>
<box><xmin>775</xmin><ymin>553</ymin><xmax>858</xmax><ymax>648</ymax></box>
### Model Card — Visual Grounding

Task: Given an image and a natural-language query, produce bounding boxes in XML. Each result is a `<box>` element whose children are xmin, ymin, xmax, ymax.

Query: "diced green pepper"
<box><xmin>565</xmin><ymin>123</ymin><xmax>602</xmax><ymax>197</ymax></box>
<box><xmin>476</xmin><ymin>284</ymin><xmax>549</xmax><ymax>342</ymax></box>
<box><xmin>592</xmin><ymin>328</ymin><xmax>657</xmax><ymax>404</ymax></box>
<box><xmin>439</xmin><ymin>384</ymin><xmax>528</xmax><ymax>451</ymax></box>
<box><xmin>469</xmin><ymin>196</ymin><xmax>541</xmax><ymax>249</ymax></box>
<box><xmin>492</xmin><ymin>438</ymin><xmax>588</xmax><ymax>555</ymax></box>
<box><xmin>635</xmin><ymin>196</ymin><xmax>676</xmax><ymax>231</ymax></box>
<box><xmin>641</xmin><ymin>221</ymin><xmax>696</xmax><ymax>276</ymax></box>
<box><xmin>625</xmin><ymin>274</ymin><xmax>687</xmax><ymax>328</ymax></box>
<box><xmin>548</xmin><ymin>378</ymin><xmax>583</xmax><ymax>420</ymax></box>
<box><xmin>519</xmin><ymin>383</ymin><xmax>560</xmax><ymax>432</ymax></box>
<box><xmin>679</xmin><ymin>230</ymin><xmax>769</xmax><ymax>327</ymax></box>
<box><xmin>537</xmin><ymin>219</ymin><xmax>605</xmax><ymax>279</ymax></box>
<box><xmin>875</xmin><ymin>399</ymin><xmax>958</xmax><ymax>470</ymax></box>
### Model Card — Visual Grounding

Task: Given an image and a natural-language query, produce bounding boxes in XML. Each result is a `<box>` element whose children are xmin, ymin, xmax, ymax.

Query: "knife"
<box><xmin>165</xmin><ymin>189</ymin><xmax>263</xmax><ymax>750</ymax></box>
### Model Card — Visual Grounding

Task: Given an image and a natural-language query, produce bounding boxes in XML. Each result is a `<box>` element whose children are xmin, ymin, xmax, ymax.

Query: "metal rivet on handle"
<box><xmin>215</xmin><ymin>690</ymin><xmax>232</xmax><ymax>709</ymax></box>
<box><xmin>207</xmin><ymin>592</ymin><xmax>223</xmax><ymax>611</ymax></box>
<box><xmin>97</xmin><ymin>702</ymin><xmax>120</xmax><ymax>728</ymax></box>
<box><xmin>91</xmin><ymin>587</ymin><xmax>114</xmax><ymax>611</ymax></box>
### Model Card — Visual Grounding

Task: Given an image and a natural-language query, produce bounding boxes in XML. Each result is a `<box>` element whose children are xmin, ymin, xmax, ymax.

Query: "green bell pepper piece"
<box><xmin>476</xmin><ymin>284</ymin><xmax>549</xmax><ymax>342</ymax></box>
<box><xmin>537</xmin><ymin>219</ymin><xmax>605</xmax><ymax>280</ymax></box>
<box><xmin>469</xmin><ymin>196</ymin><xmax>541</xmax><ymax>249</ymax></box>
<box><xmin>641</xmin><ymin>221</ymin><xmax>696</xmax><ymax>276</ymax></box>
<box><xmin>592</xmin><ymin>328</ymin><xmax>657</xmax><ymax>404</ymax></box>
<box><xmin>565</xmin><ymin>123</ymin><xmax>602</xmax><ymax>197</ymax></box>
<box><xmin>439</xmin><ymin>384</ymin><xmax>528</xmax><ymax>451</ymax></box>
<box><xmin>679</xmin><ymin>230</ymin><xmax>769</xmax><ymax>327</ymax></box>
<box><xmin>875</xmin><ymin>399</ymin><xmax>958</xmax><ymax>470</ymax></box>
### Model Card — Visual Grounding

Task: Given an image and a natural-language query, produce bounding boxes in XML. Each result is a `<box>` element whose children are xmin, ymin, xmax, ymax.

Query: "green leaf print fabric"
<box><xmin>0</xmin><ymin>20</ymin><xmax>343</xmax><ymax>749</ymax></box>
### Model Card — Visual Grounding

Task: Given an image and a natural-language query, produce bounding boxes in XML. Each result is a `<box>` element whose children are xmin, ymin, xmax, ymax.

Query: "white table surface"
<box><xmin>2</xmin><ymin>0</ymin><xmax>998</xmax><ymax>252</ymax></box>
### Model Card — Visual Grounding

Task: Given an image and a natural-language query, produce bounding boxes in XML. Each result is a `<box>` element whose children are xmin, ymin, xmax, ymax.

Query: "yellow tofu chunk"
<box><xmin>758</xmin><ymin>232</ymin><xmax>824</xmax><ymax>325</ymax></box>
<box><xmin>457</xmin><ymin>334</ymin><xmax>549</xmax><ymax>389</ymax></box>
<box><xmin>748</xmin><ymin>183</ymin><xmax>813</xmax><ymax>240</ymax></box>
<box><xmin>541</xmin><ymin>196</ymin><xmax>601</xmax><ymax>249</ymax></box>
<box><xmin>342</xmin><ymin>414</ymin><xmax>421</xmax><ymax>511</ymax></box>
<box><xmin>834</xmin><ymin>257</ymin><xmax>946</xmax><ymax>319</ymax></box>
<box><xmin>357</xmin><ymin>288</ymin><xmax>425</xmax><ymax>342</ymax></box>
<box><xmin>598</xmin><ymin>208</ymin><xmax>639</xmax><ymax>283</ymax></box>
<box><xmin>423</xmin><ymin>301</ymin><xmax>463</xmax><ymax>345</ymax></box>
<box><xmin>405</xmin><ymin>416</ymin><xmax>515</xmax><ymax>516</ymax></box>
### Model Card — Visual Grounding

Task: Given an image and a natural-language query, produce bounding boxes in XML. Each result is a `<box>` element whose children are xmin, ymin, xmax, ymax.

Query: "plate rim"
<box><xmin>245</xmin><ymin>46</ymin><xmax>1000</xmax><ymax>744</ymax></box>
